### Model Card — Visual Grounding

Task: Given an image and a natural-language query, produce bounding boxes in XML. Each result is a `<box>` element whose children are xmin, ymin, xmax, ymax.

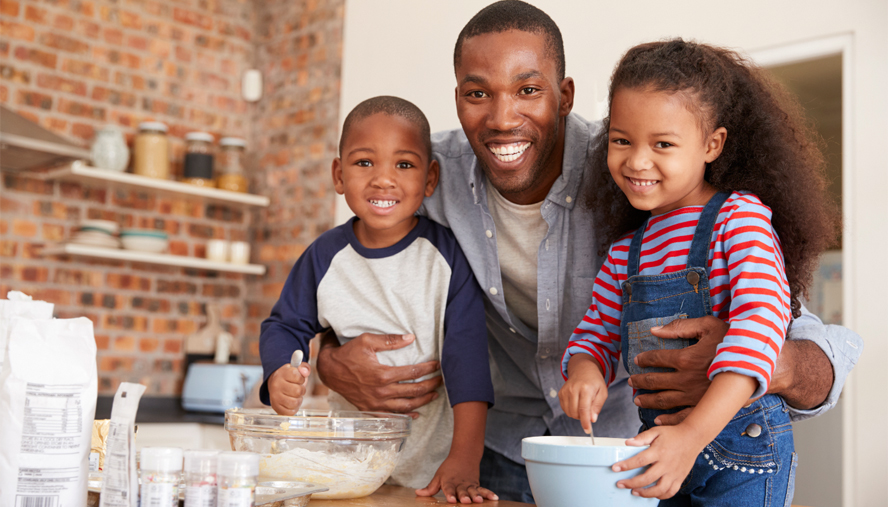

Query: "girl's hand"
<box><xmin>612</xmin><ymin>425</ymin><xmax>703</xmax><ymax>499</ymax></box>
<box><xmin>558</xmin><ymin>354</ymin><xmax>608</xmax><ymax>433</ymax></box>
<box><xmin>415</xmin><ymin>456</ymin><xmax>498</xmax><ymax>504</ymax></box>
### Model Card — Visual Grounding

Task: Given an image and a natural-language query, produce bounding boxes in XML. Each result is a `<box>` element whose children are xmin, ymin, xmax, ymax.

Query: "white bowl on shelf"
<box><xmin>120</xmin><ymin>229</ymin><xmax>168</xmax><ymax>254</ymax></box>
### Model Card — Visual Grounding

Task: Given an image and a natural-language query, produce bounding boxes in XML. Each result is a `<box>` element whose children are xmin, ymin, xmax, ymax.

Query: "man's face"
<box><xmin>455</xmin><ymin>30</ymin><xmax>574</xmax><ymax>205</ymax></box>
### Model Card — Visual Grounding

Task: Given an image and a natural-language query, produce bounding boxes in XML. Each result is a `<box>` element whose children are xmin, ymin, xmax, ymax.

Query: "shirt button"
<box><xmin>545</xmin><ymin>239</ymin><xmax>549</xmax><ymax>251</ymax></box>
<box><xmin>489</xmin><ymin>287</ymin><xmax>498</xmax><ymax>295</ymax></box>
<box><xmin>546</xmin><ymin>298</ymin><xmax>550</xmax><ymax>311</ymax></box>
<box><xmin>485</xmin><ymin>230</ymin><xmax>493</xmax><ymax>238</ymax></box>
<box><xmin>566</xmin><ymin>196</ymin><xmax>572</xmax><ymax>203</ymax></box>
<box><xmin>549</xmin><ymin>388</ymin><xmax>558</xmax><ymax>398</ymax></box>
<box><xmin>509</xmin><ymin>327</ymin><xmax>516</xmax><ymax>333</ymax></box>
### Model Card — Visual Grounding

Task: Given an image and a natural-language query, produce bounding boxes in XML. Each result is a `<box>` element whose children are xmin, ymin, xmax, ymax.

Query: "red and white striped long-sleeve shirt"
<box><xmin>561</xmin><ymin>191</ymin><xmax>791</xmax><ymax>398</ymax></box>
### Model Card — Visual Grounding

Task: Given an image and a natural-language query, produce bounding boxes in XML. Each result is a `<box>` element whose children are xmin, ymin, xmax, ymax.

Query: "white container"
<box><xmin>229</xmin><ymin>241</ymin><xmax>251</xmax><ymax>264</ymax></box>
<box><xmin>91</xmin><ymin>125</ymin><xmax>130</xmax><ymax>172</ymax></box>
<box><xmin>217</xmin><ymin>451</ymin><xmax>259</xmax><ymax>507</ymax></box>
<box><xmin>207</xmin><ymin>240</ymin><xmax>230</xmax><ymax>263</ymax></box>
<box><xmin>120</xmin><ymin>229</ymin><xmax>168</xmax><ymax>254</ymax></box>
<box><xmin>140</xmin><ymin>447</ymin><xmax>183</xmax><ymax>507</ymax></box>
<box><xmin>184</xmin><ymin>449</ymin><xmax>219</xmax><ymax>507</ymax></box>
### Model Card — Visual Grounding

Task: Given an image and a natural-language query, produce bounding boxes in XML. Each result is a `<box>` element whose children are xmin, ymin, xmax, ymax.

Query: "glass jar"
<box><xmin>140</xmin><ymin>447</ymin><xmax>182</xmax><ymax>507</ymax></box>
<box><xmin>217</xmin><ymin>451</ymin><xmax>258</xmax><ymax>507</ymax></box>
<box><xmin>183</xmin><ymin>131</ymin><xmax>215</xmax><ymax>187</ymax></box>
<box><xmin>184</xmin><ymin>449</ymin><xmax>219</xmax><ymax>507</ymax></box>
<box><xmin>216</xmin><ymin>137</ymin><xmax>248</xmax><ymax>193</ymax></box>
<box><xmin>133</xmin><ymin>121</ymin><xmax>170</xmax><ymax>179</ymax></box>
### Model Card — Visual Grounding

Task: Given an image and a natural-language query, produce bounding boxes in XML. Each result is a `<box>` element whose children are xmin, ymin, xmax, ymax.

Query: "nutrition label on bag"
<box><xmin>13</xmin><ymin>383</ymin><xmax>87</xmax><ymax>507</ymax></box>
<box><xmin>20</xmin><ymin>383</ymin><xmax>84</xmax><ymax>455</ymax></box>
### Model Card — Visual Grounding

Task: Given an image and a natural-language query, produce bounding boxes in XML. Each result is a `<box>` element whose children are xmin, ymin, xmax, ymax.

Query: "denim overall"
<box><xmin>621</xmin><ymin>193</ymin><xmax>797</xmax><ymax>507</ymax></box>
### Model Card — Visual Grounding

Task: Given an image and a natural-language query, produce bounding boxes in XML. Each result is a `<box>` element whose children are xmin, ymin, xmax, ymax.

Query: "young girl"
<box><xmin>559</xmin><ymin>39</ymin><xmax>837</xmax><ymax>504</ymax></box>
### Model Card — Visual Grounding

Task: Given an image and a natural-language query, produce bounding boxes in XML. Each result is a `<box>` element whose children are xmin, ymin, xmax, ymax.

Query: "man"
<box><xmin>316</xmin><ymin>1</ymin><xmax>862</xmax><ymax>502</ymax></box>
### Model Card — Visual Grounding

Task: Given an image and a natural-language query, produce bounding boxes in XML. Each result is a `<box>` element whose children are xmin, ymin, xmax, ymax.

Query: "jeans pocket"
<box><xmin>626</xmin><ymin>313</ymin><xmax>692</xmax><ymax>376</ymax></box>
<box><xmin>783</xmin><ymin>452</ymin><xmax>798</xmax><ymax>507</ymax></box>
<box><xmin>704</xmin><ymin>406</ymin><xmax>779</xmax><ymax>475</ymax></box>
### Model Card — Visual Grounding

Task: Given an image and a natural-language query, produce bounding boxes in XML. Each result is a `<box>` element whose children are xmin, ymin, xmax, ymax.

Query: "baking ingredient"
<box><xmin>218</xmin><ymin>451</ymin><xmax>259</xmax><ymax>507</ymax></box>
<box><xmin>100</xmin><ymin>382</ymin><xmax>146</xmax><ymax>507</ymax></box>
<box><xmin>91</xmin><ymin>419</ymin><xmax>111</xmax><ymax>470</ymax></box>
<box><xmin>0</xmin><ymin>291</ymin><xmax>54</xmax><ymax>370</ymax></box>
<box><xmin>0</xmin><ymin>314</ymin><xmax>96</xmax><ymax>507</ymax></box>
<box><xmin>134</xmin><ymin>122</ymin><xmax>169</xmax><ymax>179</ymax></box>
<box><xmin>259</xmin><ymin>442</ymin><xmax>400</xmax><ymax>499</ymax></box>
<box><xmin>140</xmin><ymin>447</ymin><xmax>183</xmax><ymax>507</ymax></box>
<box><xmin>217</xmin><ymin>137</ymin><xmax>248</xmax><ymax>192</ymax></box>
<box><xmin>184</xmin><ymin>449</ymin><xmax>220</xmax><ymax>507</ymax></box>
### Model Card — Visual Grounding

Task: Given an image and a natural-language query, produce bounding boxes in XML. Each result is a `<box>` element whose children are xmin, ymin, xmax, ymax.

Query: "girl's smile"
<box><xmin>607</xmin><ymin>87</ymin><xmax>726</xmax><ymax>215</ymax></box>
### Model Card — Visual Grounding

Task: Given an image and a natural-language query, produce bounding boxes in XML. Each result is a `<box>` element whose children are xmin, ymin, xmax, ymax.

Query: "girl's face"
<box><xmin>607</xmin><ymin>87</ymin><xmax>726</xmax><ymax>215</ymax></box>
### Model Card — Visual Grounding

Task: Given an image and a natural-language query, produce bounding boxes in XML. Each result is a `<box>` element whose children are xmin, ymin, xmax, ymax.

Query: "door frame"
<box><xmin>749</xmin><ymin>32</ymin><xmax>855</xmax><ymax>507</ymax></box>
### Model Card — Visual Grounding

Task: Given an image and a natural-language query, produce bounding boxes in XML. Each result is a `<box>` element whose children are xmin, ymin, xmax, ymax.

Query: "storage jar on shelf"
<box><xmin>182</xmin><ymin>131</ymin><xmax>215</xmax><ymax>187</ymax></box>
<box><xmin>133</xmin><ymin>122</ymin><xmax>170</xmax><ymax>179</ymax></box>
<box><xmin>216</xmin><ymin>137</ymin><xmax>248</xmax><ymax>193</ymax></box>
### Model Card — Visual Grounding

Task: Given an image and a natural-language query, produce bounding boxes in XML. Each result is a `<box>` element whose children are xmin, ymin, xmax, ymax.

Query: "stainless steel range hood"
<box><xmin>0</xmin><ymin>105</ymin><xmax>91</xmax><ymax>171</ymax></box>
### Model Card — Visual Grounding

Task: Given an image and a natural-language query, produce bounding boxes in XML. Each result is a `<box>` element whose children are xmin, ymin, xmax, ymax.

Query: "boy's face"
<box><xmin>333</xmin><ymin>113</ymin><xmax>439</xmax><ymax>248</ymax></box>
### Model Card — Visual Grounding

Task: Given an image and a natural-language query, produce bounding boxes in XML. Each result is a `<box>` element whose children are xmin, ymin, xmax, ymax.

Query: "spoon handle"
<box><xmin>290</xmin><ymin>349</ymin><xmax>304</xmax><ymax>368</ymax></box>
<box><xmin>590</xmin><ymin>425</ymin><xmax>596</xmax><ymax>446</ymax></box>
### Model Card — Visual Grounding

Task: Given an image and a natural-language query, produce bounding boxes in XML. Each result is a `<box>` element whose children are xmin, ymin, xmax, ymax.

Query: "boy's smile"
<box><xmin>607</xmin><ymin>87</ymin><xmax>726</xmax><ymax>215</ymax></box>
<box><xmin>333</xmin><ymin>112</ymin><xmax>439</xmax><ymax>249</ymax></box>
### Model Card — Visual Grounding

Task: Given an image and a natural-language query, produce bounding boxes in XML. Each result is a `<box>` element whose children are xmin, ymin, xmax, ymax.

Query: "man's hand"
<box><xmin>268</xmin><ymin>362</ymin><xmax>311</xmax><ymax>416</ymax></box>
<box><xmin>315</xmin><ymin>331</ymin><xmax>442</xmax><ymax>418</ymax></box>
<box><xmin>628</xmin><ymin>316</ymin><xmax>728</xmax><ymax>426</ymax></box>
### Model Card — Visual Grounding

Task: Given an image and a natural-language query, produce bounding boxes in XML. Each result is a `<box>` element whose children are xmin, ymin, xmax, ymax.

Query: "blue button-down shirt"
<box><xmin>420</xmin><ymin>113</ymin><xmax>862</xmax><ymax>464</ymax></box>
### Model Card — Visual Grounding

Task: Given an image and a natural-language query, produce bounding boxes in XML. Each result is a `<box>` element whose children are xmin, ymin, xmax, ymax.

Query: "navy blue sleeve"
<box><xmin>258</xmin><ymin>228</ymin><xmax>346</xmax><ymax>405</ymax></box>
<box><xmin>425</xmin><ymin>221</ymin><xmax>494</xmax><ymax>407</ymax></box>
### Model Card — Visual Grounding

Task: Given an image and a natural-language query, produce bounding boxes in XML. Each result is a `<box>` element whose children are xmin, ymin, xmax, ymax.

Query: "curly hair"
<box><xmin>586</xmin><ymin>39</ymin><xmax>838</xmax><ymax>318</ymax></box>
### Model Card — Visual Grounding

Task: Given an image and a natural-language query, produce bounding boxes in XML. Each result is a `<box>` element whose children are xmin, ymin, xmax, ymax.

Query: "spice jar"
<box><xmin>140</xmin><ymin>447</ymin><xmax>183</xmax><ymax>507</ymax></box>
<box><xmin>184</xmin><ymin>449</ymin><xmax>219</xmax><ymax>507</ymax></box>
<box><xmin>133</xmin><ymin>122</ymin><xmax>170</xmax><ymax>179</ymax></box>
<box><xmin>182</xmin><ymin>131</ymin><xmax>215</xmax><ymax>187</ymax></box>
<box><xmin>217</xmin><ymin>451</ymin><xmax>259</xmax><ymax>507</ymax></box>
<box><xmin>216</xmin><ymin>137</ymin><xmax>248</xmax><ymax>192</ymax></box>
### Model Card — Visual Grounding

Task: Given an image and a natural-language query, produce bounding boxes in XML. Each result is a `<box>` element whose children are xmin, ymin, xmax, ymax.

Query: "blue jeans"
<box><xmin>658</xmin><ymin>395</ymin><xmax>798</xmax><ymax>507</ymax></box>
<box><xmin>479</xmin><ymin>446</ymin><xmax>535</xmax><ymax>503</ymax></box>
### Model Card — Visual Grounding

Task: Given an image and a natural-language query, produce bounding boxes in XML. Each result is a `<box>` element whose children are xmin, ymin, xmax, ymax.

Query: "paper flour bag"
<box><xmin>0</xmin><ymin>317</ymin><xmax>97</xmax><ymax>507</ymax></box>
<box><xmin>0</xmin><ymin>291</ymin><xmax>54</xmax><ymax>370</ymax></box>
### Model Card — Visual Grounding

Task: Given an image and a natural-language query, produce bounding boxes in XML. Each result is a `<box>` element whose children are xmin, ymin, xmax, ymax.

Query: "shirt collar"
<box><xmin>468</xmin><ymin>113</ymin><xmax>592</xmax><ymax>209</ymax></box>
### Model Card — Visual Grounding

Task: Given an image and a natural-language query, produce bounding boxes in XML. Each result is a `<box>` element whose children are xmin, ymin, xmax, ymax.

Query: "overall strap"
<box><xmin>686</xmin><ymin>191</ymin><xmax>732</xmax><ymax>270</ymax></box>
<box><xmin>627</xmin><ymin>217</ymin><xmax>650</xmax><ymax>279</ymax></box>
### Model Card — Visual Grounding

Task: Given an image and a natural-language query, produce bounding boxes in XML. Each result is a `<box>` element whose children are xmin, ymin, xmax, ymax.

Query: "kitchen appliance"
<box><xmin>182</xmin><ymin>363</ymin><xmax>263</xmax><ymax>413</ymax></box>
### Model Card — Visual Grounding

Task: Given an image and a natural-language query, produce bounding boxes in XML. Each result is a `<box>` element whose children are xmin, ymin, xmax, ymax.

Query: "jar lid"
<box><xmin>138</xmin><ymin>121</ymin><xmax>168</xmax><ymax>133</ymax></box>
<box><xmin>184</xmin><ymin>449</ymin><xmax>220</xmax><ymax>473</ymax></box>
<box><xmin>217</xmin><ymin>451</ymin><xmax>259</xmax><ymax>477</ymax></box>
<box><xmin>141</xmin><ymin>447</ymin><xmax>183</xmax><ymax>472</ymax></box>
<box><xmin>220</xmin><ymin>137</ymin><xmax>247</xmax><ymax>148</ymax></box>
<box><xmin>185</xmin><ymin>131</ymin><xmax>215</xmax><ymax>143</ymax></box>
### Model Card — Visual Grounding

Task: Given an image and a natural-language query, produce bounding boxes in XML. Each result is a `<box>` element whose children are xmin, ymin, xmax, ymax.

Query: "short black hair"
<box><xmin>339</xmin><ymin>96</ymin><xmax>431</xmax><ymax>159</ymax></box>
<box><xmin>454</xmin><ymin>0</ymin><xmax>565</xmax><ymax>80</ymax></box>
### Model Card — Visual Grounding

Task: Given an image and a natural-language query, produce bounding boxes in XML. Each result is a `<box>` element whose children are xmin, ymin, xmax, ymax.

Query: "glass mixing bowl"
<box><xmin>225</xmin><ymin>408</ymin><xmax>411</xmax><ymax>499</ymax></box>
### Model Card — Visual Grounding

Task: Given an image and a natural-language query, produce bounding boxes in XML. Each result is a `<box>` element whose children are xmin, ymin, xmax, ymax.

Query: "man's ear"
<box><xmin>559</xmin><ymin>77</ymin><xmax>576</xmax><ymax>117</ymax></box>
<box><xmin>332</xmin><ymin>157</ymin><xmax>345</xmax><ymax>195</ymax></box>
<box><xmin>425</xmin><ymin>159</ymin><xmax>440</xmax><ymax>197</ymax></box>
<box><xmin>704</xmin><ymin>127</ymin><xmax>728</xmax><ymax>163</ymax></box>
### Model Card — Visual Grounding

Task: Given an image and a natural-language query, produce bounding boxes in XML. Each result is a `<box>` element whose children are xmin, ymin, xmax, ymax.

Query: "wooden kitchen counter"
<box><xmin>306</xmin><ymin>486</ymin><xmax>811</xmax><ymax>506</ymax></box>
<box><xmin>307</xmin><ymin>485</ymin><xmax>531</xmax><ymax>506</ymax></box>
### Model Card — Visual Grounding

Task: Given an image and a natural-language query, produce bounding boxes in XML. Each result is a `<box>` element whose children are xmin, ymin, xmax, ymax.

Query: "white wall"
<box><xmin>338</xmin><ymin>1</ymin><xmax>888</xmax><ymax>504</ymax></box>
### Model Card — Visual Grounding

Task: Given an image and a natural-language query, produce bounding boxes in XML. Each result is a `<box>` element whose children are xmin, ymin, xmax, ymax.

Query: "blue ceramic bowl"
<box><xmin>522</xmin><ymin>436</ymin><xmax>659</xmax><ymax>507</ymax></box>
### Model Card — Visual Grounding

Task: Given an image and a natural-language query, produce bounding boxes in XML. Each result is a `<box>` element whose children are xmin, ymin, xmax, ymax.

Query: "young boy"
<box><xmin>258</xmin><ymin>96</ymin><xmax>497</xmax><ymax>503</ymax></box>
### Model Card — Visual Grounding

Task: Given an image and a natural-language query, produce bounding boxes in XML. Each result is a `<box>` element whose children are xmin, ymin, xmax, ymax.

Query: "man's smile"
<box><xmin>487</xmin><ymin>141</ymin><xmax>531</xmax><ymax>163</ymax></box>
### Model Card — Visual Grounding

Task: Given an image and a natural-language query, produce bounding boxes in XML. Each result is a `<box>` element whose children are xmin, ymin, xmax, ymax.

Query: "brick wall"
<box><xmin>0</xmin><ymin>0</ymin><xmax>344</xmax><ymax>395</ymax></box>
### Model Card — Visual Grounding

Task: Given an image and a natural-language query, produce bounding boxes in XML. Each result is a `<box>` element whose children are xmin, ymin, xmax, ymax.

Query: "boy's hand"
<box><xmin>612</xmin><ymin>425</ymin><xmax>701</xmax><ymax>499</ymax></box>
<box><xmin>268</xmin><ymin>362</ymin><xmax>311</xmax><ymax>416</ymax></box>
<box><xmin>558</xmin><ymin>353</ymin><xmax>608</xmax><ymax>433</ymax></box>
<box><xmin>415</xmin><ymin>456</ymin><xmax>498</xmax><ymax>504</ymax></box>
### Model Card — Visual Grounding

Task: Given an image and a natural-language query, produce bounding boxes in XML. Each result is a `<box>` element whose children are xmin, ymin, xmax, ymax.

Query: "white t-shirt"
<box><xmin>486</xmin><ymin>185</ymin><xmax>549</xmax><ymax>331</ymax></box>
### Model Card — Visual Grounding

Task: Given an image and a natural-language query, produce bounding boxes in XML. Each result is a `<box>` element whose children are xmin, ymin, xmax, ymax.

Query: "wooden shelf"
<box><xmin>41</xmin><ymin>161</ymin><xmax>270</xmax><ymax>207</ymax></box>
<box><xmin>42</xmin><ymin>243</ymin><xmax>266</xmax><ymax>275</ymax></box>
